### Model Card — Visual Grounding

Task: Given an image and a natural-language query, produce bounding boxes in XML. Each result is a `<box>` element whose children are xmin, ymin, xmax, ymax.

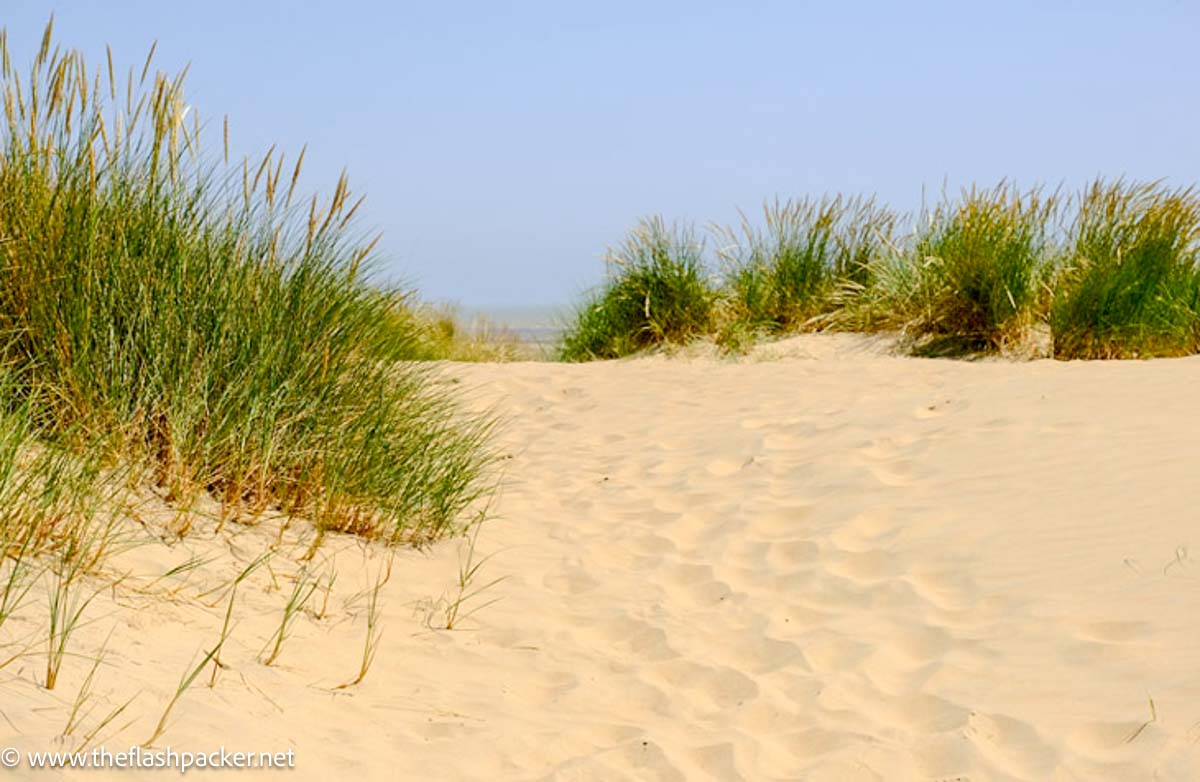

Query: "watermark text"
<box><xmin>1</xmin><ymin>745</ymin><xmax>295</xmax><ymax>773</ymax></box>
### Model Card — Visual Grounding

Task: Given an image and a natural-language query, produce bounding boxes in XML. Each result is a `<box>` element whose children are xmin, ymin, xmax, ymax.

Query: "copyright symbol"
<box><xmin>0</xmin><ymin>747</ymin><xmax>18</xmax><ymax>768</ymax></box>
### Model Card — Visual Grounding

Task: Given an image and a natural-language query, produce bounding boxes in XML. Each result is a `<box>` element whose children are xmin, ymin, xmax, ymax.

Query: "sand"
<box><xmin>2</xmin><ymin>334</ymin><xmax>1198</xmax><ymax>780</ymax></box>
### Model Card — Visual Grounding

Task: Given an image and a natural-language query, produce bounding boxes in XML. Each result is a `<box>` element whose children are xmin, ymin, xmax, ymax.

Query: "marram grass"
<box><xmin>1051</xmin><ymin>180</ymin><xmax>1200</xmax><ymax>359</ymax></box>
<box><xmin>842</xmin><ymin>183</ymin><xmax>1060</xmax><ymax>352</ymax></box>
<box><xmin>568</xmin><ymin>181</ymin><xmax>1200</xmax><ymax>361</ymax></box>
<box><xmin>560</xmin><ymin>216</ymin><xmax>715</xmax><ymax>361</ymax></box>
<box><xmin>715</xmin><ymin>196</ymin><xmax>896</xmax><ymax>334</ymax></box>
<box><xmin>0</xmin><ymin>20</ymin><xmax>493</xmax><ymax>548</ymax></box>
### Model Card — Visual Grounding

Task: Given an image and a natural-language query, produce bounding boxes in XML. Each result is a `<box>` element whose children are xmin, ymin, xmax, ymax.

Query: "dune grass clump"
<box><xmin>1051</xmin><ymin>180</ymin><xmax>1200</xmax><ymax>359</ymax></box>
<box><xmin>0</xmin><ymin>22</ymin><xmax>492</xmax><ymax>545</ymax></box>
<box><xmin>839</xmin><ymin>183</ymin><xmax>1058</xmax><ymax>352</ymax></box>
<box><xmin>559</xmin><ymin>217</ymin><xmax>714</xmax><ymax>360</ymax></box>
<box><xmin>907</xmin><ymin>183</ymin><xmax>1059</xmax><ymax>350</ymax></box>
<box><xmin>716</xmin><ymin>196</ymin><xmax>895</xmax><ymax>333</ymax></box>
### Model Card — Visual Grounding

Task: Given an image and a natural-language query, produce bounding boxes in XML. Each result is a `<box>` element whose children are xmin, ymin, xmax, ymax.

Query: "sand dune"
<box><xmin>3</xmin><ymin>335</ymin><xmax>1199</xmax><ymax>780</ymax></box>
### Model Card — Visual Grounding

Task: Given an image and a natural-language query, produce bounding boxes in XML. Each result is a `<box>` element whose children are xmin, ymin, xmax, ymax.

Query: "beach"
<box><xmin>3</xmin><ymin>6</ymin><xmax>1198</xmax><ymax>780</ymax></box>
<box><xmin>3</xmin><ymin>335</ymin><xmax>1197</xmax><ymax>780</ymax></box>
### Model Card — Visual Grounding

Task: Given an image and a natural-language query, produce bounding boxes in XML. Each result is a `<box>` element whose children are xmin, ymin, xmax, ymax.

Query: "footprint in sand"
<box><xmin>768</xmin><ymin>568</ymin><xmax>820</xmax><ymax>597</ymax></box>
<box><xmin>886</xmin><ymin>692</ymin><xmax>973</xmax><ymax>734</ymax></box>
<box><xmin>761</xmin><ymin>431</ymin><xmax>813</xmax><ymax>451</ymax></box>
<box><xmin>860</xmin><ymin>652</ymin><xmax>943</xmax><ymax>695</ymax></box>
<box><xmin>906</xmin><ymin>569</ymin><xmax>979</xmax><ymax>611</ymax></box>
<box><xmin>747</xmin><ymin>505</ymin><xmax>816</xmax><ymax>540</ymax></box>
<box><xmin>830</xmin><ymin>507</ymin><xmax>899</xmax><ymax>543</ymax></box>
<box><xmin>651</xmin><ymin>492</ymin><xmax>690</xmax><ymax>514</ymax></box>
<box><xmin>705</xmin><ymin>457</ymin><xmax>753</xmax><ymax>477</ymax></box>
<box><xmin>719</xmin><ymin>634</ymin><xmax>804</xmax><ymax>675</ymax></box>
<box><xmin>911</xmin><ymin>733</ymin><xmax>976</xmax><ymax>781</ymax></box>
<box><xmin>528</xmin><ymin>670</ymin><xmax>581</xmax><ymax>706</ymax></box>
<box><xmin>865</xmin><ymin>459</ymin><xmax>917</xmax><ymax>488</ymax></box>
<box><xmin>725</xmin><ymin>538</ymin><xmax>770</xmax><ymax>567</ymax></box>
<box><xmin>629</xmin><ymin>532</ymin><xmax>679</xmax><ymax>557</ymax></box>
<box><xmin>1075</xmin><ymin>620</ymin><xmax>1150</xmax><ymax>643</ymax></box>
<box><xmin>654</xmin><ymin>659</ymin><xmax>760</xmax><ymax>710</ymax></box>
<box><xmin>773</xmin><ymin>602</ymin><xmax>836</xmax><ymax>633</ymax></box>
<box><xmin>850</xmin><ymin>437</ymin><xmax>927</xmax><ymax>488</ymax></box>
<box><xmin>688</xmin><ymin>742</ymin><xmax>740</xmax><ymax>781</ymax></box>
<box><xmin>740</xmin><ymin>699</ymin><xmax>800</xmax><ymax>734</ymax></box>
<box><xmin>777</xmin><ymin>726</ymin><xmax>861</xmax><ymax>762</ymax></box>
<box><xmin>604</xmin><ymin>676</ymin><xmax>674</xmax><ymax>715</ymax></box>
<box><xmin>826</xmin><ymin>548</ymin><xmax>899</xmax><ymax>583</ymax></box>
<box><xmin>882</xmin><ymin>623</ymin><xmax>954</xmax><ymax>662</ymax></box>
<box><xmin>963</xmin><ymin>711</ymin><xmax>1059</xmax><ymax>778</ymax></box>
<box><xmin>593</xmin><ymin>614</ymin><xmax>679</xmax><ymax>661</ymax></box>
<box><xmin>612</xmin><ymin>740</ymin><xmax>686</xmax><ymax>780</ymax></box>
<box><xmin>799</xmin><ymin>629</ymin><xmax>873</xmax><ymax>673</ymax></box>
<box><xmin>542</xmin><ymin>561</ymin><xmax>600</xmax><ymax>595</ymax></box>
<box><xmin>792</xmin><ymin>584</ymin><xmax>871</xmax><ymax>616</ymax></box>
<box><xmin>665</xmin><ymin>562</ymin><xmax>735</xmax><ymax>606</ymax></box>
<box><xmin>766</xmin><ymin>539</ymin><xmax>821</xmax><ymax>569</ymax></box>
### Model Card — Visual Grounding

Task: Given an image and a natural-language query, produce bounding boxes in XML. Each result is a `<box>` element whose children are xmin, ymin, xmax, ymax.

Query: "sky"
<box><xmin>5</xmin><ymin>1</ymin><xmax>1200</xmax><ymax>309</ymax></box>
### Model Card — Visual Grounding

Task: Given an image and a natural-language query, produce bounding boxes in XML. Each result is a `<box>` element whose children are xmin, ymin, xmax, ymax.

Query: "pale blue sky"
<box><xmin>7</xmin><ymin>1</ymin><xmax>1200</xmax><ymax>307</ymax></box>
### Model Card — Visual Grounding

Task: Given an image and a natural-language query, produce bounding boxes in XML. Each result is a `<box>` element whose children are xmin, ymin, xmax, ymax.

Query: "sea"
<box><xmin>461</xmin><ymin>305</ymin><xmax>567</xmax><ymax>348</ymax></box>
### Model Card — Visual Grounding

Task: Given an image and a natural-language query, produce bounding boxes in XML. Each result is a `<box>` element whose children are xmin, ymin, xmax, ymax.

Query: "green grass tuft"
<box><xmin>1051</xmin><ymin>179</ymin><xmax>1200</xmax><ymax>359</ymax></box>
<box><xmin>560</xmin><ymin>216</ymin><xmax>715</xmax><ymax>361</ymax></box>
<box><xmin>716</xmin><ymin>196</ymin><xmax>895</xmax><ymax>333</ymax></box>
<box><xmin>909</xmin><ymin>183</ymin><xmax>1058</xmax><ymax>350</ymax></box>
<box><xmin>835</xmin><ymin>183</ymin><xmax>1058</xmax><ymax>353</ymax></box>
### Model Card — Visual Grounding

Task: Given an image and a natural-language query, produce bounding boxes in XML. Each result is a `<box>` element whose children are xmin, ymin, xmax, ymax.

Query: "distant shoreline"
<box><xmin>460</xmin><ymin>305</ymin><xmax>566</xmax><ymax>346</ymax></box>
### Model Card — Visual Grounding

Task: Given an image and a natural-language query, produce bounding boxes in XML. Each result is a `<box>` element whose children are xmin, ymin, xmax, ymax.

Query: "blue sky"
<box><xmin>6</xmin><ymin>1</ymin><xmax>1200</xmax><ymax>308</ymax></box>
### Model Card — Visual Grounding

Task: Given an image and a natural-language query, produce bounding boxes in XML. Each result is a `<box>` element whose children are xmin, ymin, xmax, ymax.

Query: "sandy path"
<box><xmin>432</xmin><ymin>342</ymin><xmax>1199</xmax><ymax>780</ymax></box>
<box><xmin>3</xmin><ymin>337</ymin><xmax>1199</xmax><ymax>780</ymax></box>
